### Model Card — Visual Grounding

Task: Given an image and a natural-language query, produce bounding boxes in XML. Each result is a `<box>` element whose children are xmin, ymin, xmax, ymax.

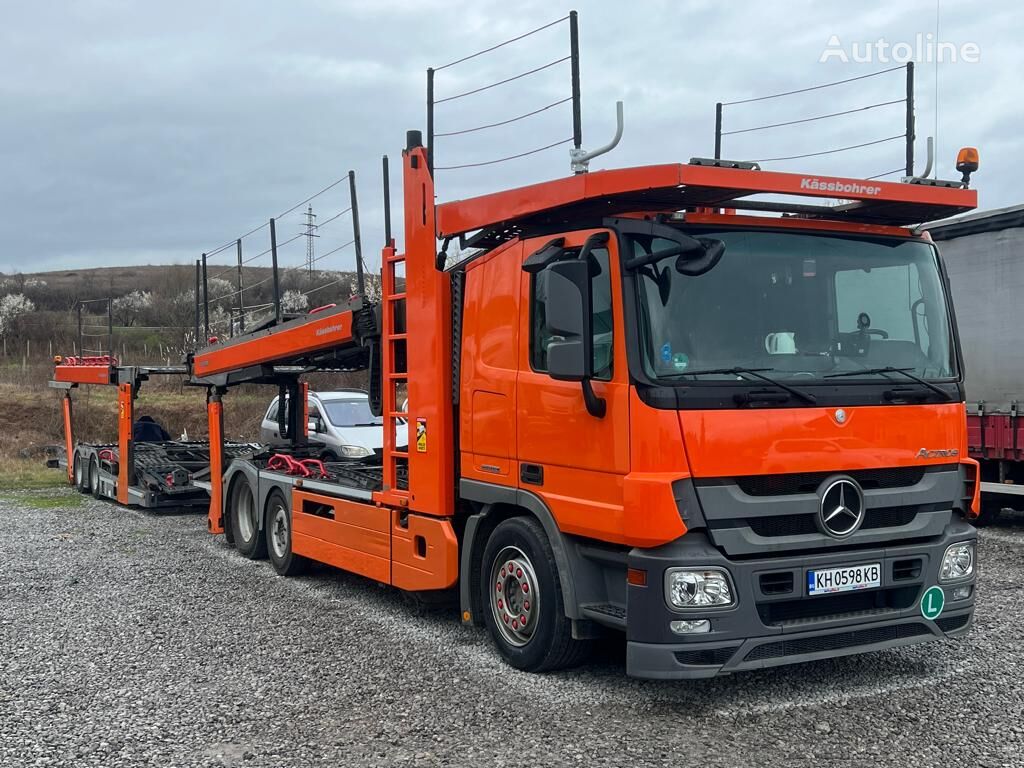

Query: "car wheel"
<box><xmin>73</xmin><ymin>452</ymin><xmax>87</xmax><ymax>492</ymax></box>
<box><xmin>320</xmin><ymin>451</ymin><xmax>338</xmax><ymax>463</ymax></box>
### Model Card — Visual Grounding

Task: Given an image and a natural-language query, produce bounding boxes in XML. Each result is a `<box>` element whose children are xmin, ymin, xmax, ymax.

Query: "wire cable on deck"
<box><xmin>751</xmin><ymin>134</ymin><xmax>904</xmax><ymax>163</ymax></box>
<box><xmin>435</xmin><ymin>97</ymin><xmax>572</xmax><ymax>138</ymax></box>
<box><xmin>435</xmin><ymin>137</ymin><xmax>573</xmax><ymax>170</ymax></box>
<box><xmin>434</xmin><ymin>15</ymin><xmax>569</xmax><ymax>71</ymax></box>
<box><xmin>866</xmin><ymin>167</ymin><xmax>905</xmax><ymax>180</ymax></box>
<box><xmin>723</xmin><ymin>65</ymin><xmax>904</xmax><ymax>106</ymax></box>
<box><xmin>722</xmin><ymin>99</ymin><xmax>906</xmax><ymax>136</ymax></box>
<box><xmin>435</xmin><ymin>57</ymin><xmax>570</xmax><ymax>104</ymax></box>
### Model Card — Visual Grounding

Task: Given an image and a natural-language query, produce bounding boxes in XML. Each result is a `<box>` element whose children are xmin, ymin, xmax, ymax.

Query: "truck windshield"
<box><xmin>631</xmin><ymin>229</ymin><xmax>956</xmax><ymax>382</ymax></box>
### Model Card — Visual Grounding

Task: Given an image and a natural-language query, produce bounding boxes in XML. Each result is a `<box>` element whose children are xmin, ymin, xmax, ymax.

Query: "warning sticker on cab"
<box><xmin>416</xmin><ymin>418</ymin><xmax>427</xmax><ymax>452</ymax></box>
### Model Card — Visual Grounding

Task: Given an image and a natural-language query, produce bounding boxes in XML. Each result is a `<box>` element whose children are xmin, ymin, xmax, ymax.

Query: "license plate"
<box><xmin>807</xmin><ymin>563</ymin><xmax>881</xmax><ymax>596</ymax></box>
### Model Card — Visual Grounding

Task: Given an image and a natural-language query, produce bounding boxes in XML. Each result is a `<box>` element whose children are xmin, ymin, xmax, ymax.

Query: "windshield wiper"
<box><xmin>824</xmin><ymin>366</ymin><xmax>953</xmax><ymax>401</ymax></box>
<box><xmin>670</xmin><ymin>367</ymin><xmax>817</xmax><ymax>405</ymax></box>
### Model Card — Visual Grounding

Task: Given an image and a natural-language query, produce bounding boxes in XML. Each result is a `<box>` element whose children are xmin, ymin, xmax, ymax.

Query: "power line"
<box><xmin>866</xmin><ymin>167</ymin><xmax>905</xmax><ymax>180</ymax></box>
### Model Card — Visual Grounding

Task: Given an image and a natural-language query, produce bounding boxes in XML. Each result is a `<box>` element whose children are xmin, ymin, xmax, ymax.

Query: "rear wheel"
<box><xmin>229</xmin><ymin>478</ymin><xmax>266</xmax><ymax>559</ymax></box>
<box><xmin>73</xmin><ymin>452</ymin><xmax>87</xmax><ymax>492</ymax></box>
<box><xmin>320</xmin><ymin>451</ymin><xmax>338</xmax><ymax>463</ymax></box>
<box><xmin>480</xmin><ymin>516</ymin><xmax>589</xmax><ymax>673</ymax></box>
<box><xmin>89</xmin><ymin>456</ymin><xmax>102</xmax><ymax>499</ymax></box>
<box><xmin>265</xmin><ymin>489</ymin><xmax>308</xmax><ymax>576</ymax></box>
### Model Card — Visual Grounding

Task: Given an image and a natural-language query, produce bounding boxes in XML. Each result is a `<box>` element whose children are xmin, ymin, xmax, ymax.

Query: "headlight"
<box><xmin>340</xmin><ymin>445</ymin><xmax>373</xmax><ymax>458</ymax></box>
<box><xmin>939</xmin><ymin>541</ymin><xmax>975</xmax><ymax>582</ymax></box>
<box><xmin>665</xmin><ymin>568</ymin><xmax>735</xmax><ymax>610</ymax></box>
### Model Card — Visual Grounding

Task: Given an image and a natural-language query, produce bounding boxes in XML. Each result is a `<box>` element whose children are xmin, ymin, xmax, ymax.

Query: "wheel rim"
<box><xmin>489</xmin><ymin>546</ymin><xmax>539</xmax><ymax>648</ymax></box>
<box><xmin>236</xmin><ymin>486</ymin><xmax>257</xmax><ymax>542</ymax></box>
<box><xmin>270</xmin><ymin>501</ymin><xmax>289</xmax><ymax>559</ymax></box>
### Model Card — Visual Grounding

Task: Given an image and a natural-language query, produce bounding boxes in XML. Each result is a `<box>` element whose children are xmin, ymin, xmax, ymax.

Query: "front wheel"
<box><xmin>479</xmin><ymin>516</ymin><xmax>589</xmax><ymax>673</ymax></box>
<box><xmin>265</xmin><ymin>490</ymin><xmax>308</xmax><ymax>576</ymax></box>
<box><xmin>228</xmin><ymin>478</ymin><xmax>266</xmax><ymax>559</ymax></box>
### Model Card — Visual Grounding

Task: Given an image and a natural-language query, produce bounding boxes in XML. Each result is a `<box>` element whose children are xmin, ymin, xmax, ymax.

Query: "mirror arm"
<box><xmin>581</xmin><ymin>378</ymin><xmax>607</xmax><ymax>418</ymax></box>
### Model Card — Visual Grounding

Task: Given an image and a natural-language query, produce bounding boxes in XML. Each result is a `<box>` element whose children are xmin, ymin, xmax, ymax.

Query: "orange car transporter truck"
<box><xmin>185</xmin><ymin>130</ymin><xmax>982</xmax><ymax>678</ymax></box>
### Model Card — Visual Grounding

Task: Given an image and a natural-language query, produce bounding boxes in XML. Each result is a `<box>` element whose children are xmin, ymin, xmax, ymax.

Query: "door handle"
<box><xmin>520</xmin><ymin>463</ymin><xmax>544</xmax><ymax>486</ymax></box>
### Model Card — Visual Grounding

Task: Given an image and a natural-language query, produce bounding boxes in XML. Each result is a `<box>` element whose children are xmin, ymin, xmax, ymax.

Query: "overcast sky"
<box><xmin>1</xmin><ymin>0</ymin><xmax>1020</xmax><ymax>277</ymax></box>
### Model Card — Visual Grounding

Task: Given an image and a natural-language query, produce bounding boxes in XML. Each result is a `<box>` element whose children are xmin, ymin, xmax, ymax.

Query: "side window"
<box><xmin>530</xmin><ymin>246</ymin><xmax>613</xmax><ymax>379</ymax></box>
<box><xmin>265</xmin><ymin>401</ymin><xmax>279</xmax><ymax>422</ymax></box>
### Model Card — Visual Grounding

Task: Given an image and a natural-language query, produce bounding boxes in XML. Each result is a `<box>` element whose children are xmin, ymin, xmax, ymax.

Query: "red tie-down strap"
<box><xmin>267</xmin><ymin>454</ymin><xmax>311</xmax><ymax>477</ymax></box>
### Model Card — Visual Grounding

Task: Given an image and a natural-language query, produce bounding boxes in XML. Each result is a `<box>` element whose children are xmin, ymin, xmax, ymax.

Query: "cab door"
<box><xmin>515</xmin><ymin>229</ymin><xmax>631</xmax><ymax>542</ymax></box>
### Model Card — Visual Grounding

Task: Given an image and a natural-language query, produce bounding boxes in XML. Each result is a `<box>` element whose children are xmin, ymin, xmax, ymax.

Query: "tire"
<box><xmin>228</xmin><ymin>477</ymin><xmax>266</xmax><ymax>559</ymax></box>
<box><xmin>264</xmin><ymin>489</ymin><xmax>308</xmax><ymax>576</ymax></box>
<box><xmin>975</xmin><ymin>499</ymin><xmax>1003</xmax><ymax>527</ymax></box>
<box><xmin>479</xmin><ymin>516</ymin><xmax>590</xmax><ymax>673</ymax></box>
<box><xmin>73</xmin><ymin>452</ymin><xmax>87</xmax><ymax>492</ymax></box>
<box><xmin>89</xmin><ymin>456</ymin><xmax>102</xmax><ymax>499</ymax></box>
<box><xmin>320</xmin><ymin>451</ymin><xmax>338</xmax><ymax>463</ymax></box>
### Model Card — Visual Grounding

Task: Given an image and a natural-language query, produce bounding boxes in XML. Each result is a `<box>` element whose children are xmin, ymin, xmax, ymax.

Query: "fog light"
<box><xmin>939</xmin><ymin>542</ymin><xmax>975</xmax><ymax>582</ymax></box>
<box><xmin>670</xmin><ymin>619</ymin><xmax>711</xmax><ymax>635</ymax></box>
<box><xmin>949</xmin><ymin>585</ymin><xmax>972</xmax><ymax>601</ymax></box>
<box><xmin>665</xmin><ymin>568</ymin><xmax>735</xmax><ymax>609</ymax></box>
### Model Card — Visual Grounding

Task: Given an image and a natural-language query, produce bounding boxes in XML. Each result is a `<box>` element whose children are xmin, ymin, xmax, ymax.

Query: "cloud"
<box><xmin>0</xmin><ymin>0</ymin><xmax>1019</xmax><ymax>275</ymax></box>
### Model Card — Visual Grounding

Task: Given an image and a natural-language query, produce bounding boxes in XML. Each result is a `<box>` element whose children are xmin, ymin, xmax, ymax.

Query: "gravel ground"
<box><xmin>2</xmin><ymin>489</ymin><xmax>1023</xmax><ymax>768</ymax></box>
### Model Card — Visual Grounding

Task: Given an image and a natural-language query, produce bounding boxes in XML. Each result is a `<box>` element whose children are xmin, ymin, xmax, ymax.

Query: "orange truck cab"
<box><xmin>437</xmin><ymin>147</ymin><xmax>981</xmax><ymax>678</ymax></box>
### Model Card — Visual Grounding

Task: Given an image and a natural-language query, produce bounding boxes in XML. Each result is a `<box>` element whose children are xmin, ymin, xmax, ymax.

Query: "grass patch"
<box><xmin>17</xmin><ymin>492</ymin><xmax>84</xmax><ymax>510</ymax></box>
<box><xmin>0</xmin><ymin>459</ymin><xmax>68</xmax><ymax>490</ymax></box>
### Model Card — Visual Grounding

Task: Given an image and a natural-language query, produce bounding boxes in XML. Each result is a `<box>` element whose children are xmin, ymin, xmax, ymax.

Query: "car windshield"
<box><xmin>320</xmin><ymin>398</ymin><xmax>382</xmax><ymax>427</ymax></box>
<box><xmin>632</xmin><ymin>229</ymin><xmax>956</xmax><ymax>382</ymax></box>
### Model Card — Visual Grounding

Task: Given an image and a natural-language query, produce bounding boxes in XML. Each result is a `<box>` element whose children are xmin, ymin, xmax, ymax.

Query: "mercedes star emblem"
<box><xmin>817</xmin><ymin>477</ymin><xmax>865</xmax><ymax>538</ymax></box>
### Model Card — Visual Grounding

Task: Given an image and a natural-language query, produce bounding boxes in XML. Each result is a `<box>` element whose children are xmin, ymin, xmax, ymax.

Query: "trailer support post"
<box><xmin>62</xmin><ymin>392</ymin><xmax>74</xmax><ymax>485</ymax></box>
<box><xmin>207</xmin><ymin>388</ymin><xmax>226</xmax><ymax>534</ymax></box>
<box><xmin>117</xmin><ymin>381</ymin><xmax>134</xmax><ymax>505</ymax></box>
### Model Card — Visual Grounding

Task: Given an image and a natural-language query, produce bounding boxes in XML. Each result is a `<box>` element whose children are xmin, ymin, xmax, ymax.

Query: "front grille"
<box><xmin>936</xmin><ymin>614</ymin><xmax>971</xmax><ymax>633</ymax></box>
<box><xmin>744</xmin><ymin>622</ymin><xmax>931</xmax><ymax>661</ymax></box>
<box><xmin>758</xmin><ymin>586</ymin><xmax>918</xmax><ymax>626</ymax></box>
<box><xmin>673</xmin><ymin>647</ymin><xmax>735</xmax><ymax>667</ymax></box>
<box><xmin>759</xmin><ymin>571</ymin><xmax>795</xmax><ymax>595</ymax></box>
<box><xmin>734</xmin><ymin>466</ymin><xmax>927</xmax><ymax>497</ymax></box>
<box><xmin>745</xmin><ymin>505</ymin><xmax>921</xmax><ymax>538</ymax></box>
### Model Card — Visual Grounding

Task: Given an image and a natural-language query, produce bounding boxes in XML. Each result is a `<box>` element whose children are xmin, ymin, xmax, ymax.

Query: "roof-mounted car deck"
<box><xmin>437</xmin><ymin>161</ymin><xmax>978</xmax><ymax>249</ymax></box>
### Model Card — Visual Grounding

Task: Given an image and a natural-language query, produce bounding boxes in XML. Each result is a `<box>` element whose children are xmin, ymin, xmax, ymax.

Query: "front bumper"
<box><xmin>625</xmin><ymin>520</ymin><xmax>976</xmax><ymax>680</ymax></box>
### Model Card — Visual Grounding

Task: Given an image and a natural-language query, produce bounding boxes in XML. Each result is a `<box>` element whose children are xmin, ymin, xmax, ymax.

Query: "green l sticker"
<box><xmin>921</xmin><ymin>585</ymin><xmax>945</xmax><ymax>621</ymax></box>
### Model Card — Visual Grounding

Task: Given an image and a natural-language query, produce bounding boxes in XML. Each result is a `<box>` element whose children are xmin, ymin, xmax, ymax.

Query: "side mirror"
<box><xmin>542</xmin><ymin>258</ymin><xmax>606</xmax><ymax>418</ymax></box>
<box><xmin>307</xmin><ymin>419</ymin><xmax>319</xmax><ymax>434</ymax></box>
<box><xmin>545</xmin><ymin>260</ymin><xmax>593</xmax><ymax>382</ymax></box>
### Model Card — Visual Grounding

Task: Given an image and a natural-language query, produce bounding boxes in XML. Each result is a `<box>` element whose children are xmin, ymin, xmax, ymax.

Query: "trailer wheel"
<box><xmin>265</xmin><ymin>489</ymin><xmax>308</xmax><ymax>576</ymax></box>
<box><xmin>88</xmin><ymin>456</ymin><xmax>102</xmax><ymax>499</ymax></box>
<box><xmin>73</xmin><ymin>452</ymin><xmax>87</xmax><ymax>492</ymax></box>
<box><xmin>480</xmin><ymin>516</ymin><xmax>589</xmax><ymax>673</ymax></box>
<box><xmin>228</xmin><ymin>478</ymin><xmax>266</xmax><ymax>559</ymax></box>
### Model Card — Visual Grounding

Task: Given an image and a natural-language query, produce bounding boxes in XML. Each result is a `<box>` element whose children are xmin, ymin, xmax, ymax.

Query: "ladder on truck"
<box><xmin>377</xmin><ymin>235</ymin><xmax>409</xmax><ymax>508</ymax></box>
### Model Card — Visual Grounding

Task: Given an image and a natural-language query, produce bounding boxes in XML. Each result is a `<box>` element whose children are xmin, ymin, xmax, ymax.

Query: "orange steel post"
<box><xmin>207</xmin><ymin>391</ymin><xmax>225</xmax><ymax>534</ymax></box>
<box><xmin>116</xmin><ymin>382</ymin><xmax>133</xmax><ymax>504</ymax></box>
<box><xmin>61</xmin><ymin>393</ymin><xmax>74</xmax><ymax>484</ymax></box>
<box><xmin>402</xmin><ymin>140</ymin><xmax>455</xmax><ymax>517</ymax></box>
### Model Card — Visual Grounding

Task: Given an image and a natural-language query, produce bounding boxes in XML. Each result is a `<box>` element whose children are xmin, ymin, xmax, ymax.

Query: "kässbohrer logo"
<box><xmin>800</xmin><ymin>177</ymin><xmax>882</xmax><ymax>196</ymax></box>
